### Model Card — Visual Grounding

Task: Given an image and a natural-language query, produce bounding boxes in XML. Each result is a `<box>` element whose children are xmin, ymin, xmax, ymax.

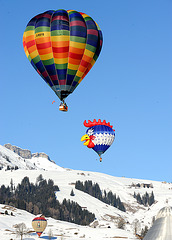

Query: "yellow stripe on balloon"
<box><xmin>70</xmin><ymin>41</ymin><xmax>86</xmax><ymax>49</ymax></box>
<box><xmin>40</xmin><ymin>52</ymin><xmax>54</xmax><ymax>60</ymax></box>
<box><xmin>23</xmin><ymin>42</ymin><xmax>29</xmax><ymax>58</ymax></box>
<box><xmin>51</xmin><ymin>36</ymin><xmax>69</xmax><ymax>42</ymax></box>
<box><xmin>81</xmin><ymin>13</ymin><xmax>89</xmax><ymax>18</ymax></box>
<box><xmin>24</xmin><ymin>46</ymin><xmax>29</xmax><ymax>58</ymax></box>
<box><xmin>27</xmin><ymin>45</ymin><xmax>37</xmax><ymax>53</ymax></box>
<box><xmin>54</xmin><ymin>58</ymin><xmax>68</xmax><ymax>64</ymax></box>
<box><xmin>84</xmin><ymin>49</ymin><xmax>95</xmax><ymax>58</ymax></box>
<box><xmin>78</xmin><ymin>78</ymin><xmax>83</xmax><ymax>84</ymax></box>
<box><xmin>76</xmin><ymin>70</ymin><xmax>83</xmax><ymax>78</ymax></box>
<box><xmin>25</xmin><ymin>35</ymin><xmax>35</xmax><ymax>42</ymax></box>
<box><xmin>35</xmin><ymin>32</ymin><xmax>50</xmax><ymax>38</ymax></box>
<box><xmin>68</xmin><ymin>63</ymin><xmax>79</xmax><ymax>70</ymax></box>
<box><xmin>30</xmin><ymin>50</ymin><xmax>39</xmax><ymax>59</ymax></box>
<box><xmin>25</xmin><ymin>30</ymin><xmax>35</xmax><ymax>37</ymax></box>
<box><xmin>89</xmin><ymin>58</ymin><xmax>95</xmax><ymax>67</ymax></box>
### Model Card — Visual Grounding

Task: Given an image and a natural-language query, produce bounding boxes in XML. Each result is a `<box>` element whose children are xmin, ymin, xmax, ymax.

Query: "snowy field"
<box><xmin>1</xmin><ymin>144</ymin><xmax>172</xmax><ymax>239</ymax></box>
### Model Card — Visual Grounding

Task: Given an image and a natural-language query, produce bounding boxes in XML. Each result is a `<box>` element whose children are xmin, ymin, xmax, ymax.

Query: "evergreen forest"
<box><xmin>133</xmin><ymin>191</ymin><xmax>155</xmax><ymax>206</ymax></box>
<box><xmin>75</xmin><ymin>180</ymin><xmax>126</xmax><ymax>212</ymax></box>
<box><xmin>0</xmin><ymin>175</ymin><xmax>95</xmax><ymax>225</ymax></box>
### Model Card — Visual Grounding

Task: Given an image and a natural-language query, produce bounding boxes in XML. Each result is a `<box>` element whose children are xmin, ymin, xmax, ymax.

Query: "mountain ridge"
<box><xmin>4</xmin><ymin>143</ymin><xmax>51</xmax><ymax>160</ymax></box>
<box><xmin>0</xmin><ymin>144</ymin><xmax>64</xmax><ymax>171</ymax></box>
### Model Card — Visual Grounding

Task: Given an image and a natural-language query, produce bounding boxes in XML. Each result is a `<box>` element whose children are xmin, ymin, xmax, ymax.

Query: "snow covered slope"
<box><xmin>0</xmin><ymin>204</ymin><xmax>136</xmax><ymax>240</ymax></box>
<box><xmin>0</xmin><ymin>144</ymin><xmax>172</xmax><ymax>239</ymax></box>
<box><xmin>0</xmin><ymin>144</ymin><xmax>65</xmax><ymax>171</ymax></box>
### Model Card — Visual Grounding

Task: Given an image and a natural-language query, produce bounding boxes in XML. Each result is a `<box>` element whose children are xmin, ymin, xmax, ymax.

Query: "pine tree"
<box><xmin>10</xmin><ymin>178</ymin><xmax>14</xmax><ymax>192</ymax></box>
<box><xmin>148</xmin><ymin>191</ymin><xmax>155</xmax><ymax>206</ymax></box>
<box><xmin>5</xmin><ymin>210</ymin><xmax>8</xmax><ymax>215</ymax></box>
<box><xmin>70</xmin><ymin>189</ymin><xmax>75</xmax><ymax>196</ymax></box>
<box><xmin>136</xmin><ymin>193</ymin><xmax>142</xmax><ymax>204</ymax></box>
<box><xmin>36</xmin><ymin>174</ymin><xmax>44</xmax><ymax>183</ymax></box>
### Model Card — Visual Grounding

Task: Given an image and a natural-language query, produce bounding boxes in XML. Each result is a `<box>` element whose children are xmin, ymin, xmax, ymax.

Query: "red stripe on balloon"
<box><xmin>87</xmin><ymin>29</ymin><xmax>98</xmax><ymax>36</ymax></box>
<box><xmin>40</xmin><ymin>13</ymin><xmax>52</xmax><ymax>19</ymax></box>
<box><xmin>52</xmin><ymin>46</ymin><xmax>69</xmax><ymax>53</ymax></box>
<box><xmin>37</xmin><ymin>42</ymin><xmax>51</xmax><ymax>50</ymax></box>
<box><xmin>42</xmin><ymin>71</ymin><xmax>49</xmax><ymax>78</ymax></box>
<box><xmin>80</xmin><ymin>59</ymin><xmax>89</xmax><ymax>68</ymax></box>
<box><xmin>59</xmin><ymin>80</ymin><xmax>66</xmax><ymax>85</ymax></box>
<box><xmin>50</xmin><ymin>75</ymin><xmax>58</xmax><ymax>80</ymax></box>
<box><xmin>52</xmin><ymin>15</ymin><xmax>69</xmax><ymax>21</ymax></box>
<box><xmin>26</xmin><ymin>40</ymin><xmax>35</xmax><ymax>48</ymax></box>
<box><xmin>69</xmin><ymin>52</ymin><xmax>83</xmax><ymax>60</ymax></box>
<box><xmin>70</xmin><ymin>21</ymin><xmax>86</xmax><ymax>27</ymax></box>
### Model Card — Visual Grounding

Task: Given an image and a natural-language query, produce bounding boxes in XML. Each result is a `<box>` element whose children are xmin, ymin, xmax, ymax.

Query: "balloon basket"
<box><xmin>59</xmin><ymin>102</ymin><xmax>68</xmax><ymax>112</ymax></box>
<box><xmin>99</xmin><ymin>155</ymin><xmax>102</xmax><ymax>162</ymax></box>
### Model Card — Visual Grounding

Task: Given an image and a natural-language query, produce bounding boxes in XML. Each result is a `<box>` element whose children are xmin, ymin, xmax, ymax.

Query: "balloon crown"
<box><xmin>83</xmin><ymin>119</ymin><xmax>115</xmax><ymax>131</ymax></box>
<box><xmin>32</xmin><ymin>216</ymin><xmax>46</xmax><ymax>221</ymax></box>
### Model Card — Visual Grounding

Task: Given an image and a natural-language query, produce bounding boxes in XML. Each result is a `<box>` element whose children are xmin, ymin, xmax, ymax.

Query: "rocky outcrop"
<box><xmin>4</xmin><ymin>144</ymin><xmax>32</xmax><ymax>159</ymax></box>
<box><xmin>4</xmin><ymin>144</ymin><xmax>51</xmax><ymax>161</ymax></box>
<box><xmin>32</xmin><ymin>152</ymin><xmax>50</xmax><ymax>161</ymax></box>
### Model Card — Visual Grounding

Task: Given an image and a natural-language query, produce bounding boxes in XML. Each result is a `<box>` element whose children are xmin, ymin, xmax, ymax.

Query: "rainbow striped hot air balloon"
<box><xmin>23</xmin><ymin>10</ymin><xmax>103</xmax><ymax>111</ymax></box>
<box><xmin>32</xmin><ymin>215</ymin><xmax>47</xmax><ymax>237</ymax></box>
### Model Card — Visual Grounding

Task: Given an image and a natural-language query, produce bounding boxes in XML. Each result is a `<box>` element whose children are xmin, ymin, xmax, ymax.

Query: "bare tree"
<box><xmin>117</xmin><ymin>217</ymin><xmax>126</xmax><ymax>229</ymax></box>
<box><xmin>152</xmin><ymin>215</ymin><xmax>156</xmax><ymax>226</ymax></box>
<box><xmin>132</xmin><ymin>219</ymin><xmax>141</xmax><ymax>235</ymax></box>
<box><xmin>33</xmin><ymin>204</ymin><xmax>39</xmax><ymax>215</ymax></box>
<box><xmin>15</xmin><ymin>223</ymin><xmax>29</xmax><ymax>240</ymax></box>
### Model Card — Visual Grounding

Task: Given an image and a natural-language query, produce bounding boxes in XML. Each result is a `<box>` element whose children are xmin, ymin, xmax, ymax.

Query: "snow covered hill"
<box><xmin>0</xmin><ymin>144</ymin><xmax>65</xmax><ymax>171</ymax></box>
<box><xmin>0</xmin><ymin>144</ymin><xmax>172</xmax><ymax>240</ymax></box>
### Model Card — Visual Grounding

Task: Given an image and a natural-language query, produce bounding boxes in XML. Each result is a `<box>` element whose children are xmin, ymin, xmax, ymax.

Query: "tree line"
<box><xmin>75</xmin><ymin>180</ymin><xmax>126</xmax><ymax>212</ymax></box>
<box><xmin>0</xmin><ymin>175</ymin><xmax>95</xmax><ymax>225</ymax></box>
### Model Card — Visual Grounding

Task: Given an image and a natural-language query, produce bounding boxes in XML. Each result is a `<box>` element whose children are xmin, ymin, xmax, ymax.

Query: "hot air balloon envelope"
<box><xmin>23</xmin><ymin>10</ymin><xmax>103</xmax><ymax>110</ymax></box>
<box><xmin>32</xmin><ymin>215</ymin><xmax>47</xmax><ymax>237</ymax></box>
<box><xmin>81</xmin><ymin>119</ymin><xmax>115</xmax><ymax>161</ymax></box>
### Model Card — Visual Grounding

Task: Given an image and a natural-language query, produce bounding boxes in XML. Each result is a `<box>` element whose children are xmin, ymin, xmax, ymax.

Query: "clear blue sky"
<box><xmin>1</xmin><ymin>0</ymin><xmax>172</xmax><ymax>182</ymax></box>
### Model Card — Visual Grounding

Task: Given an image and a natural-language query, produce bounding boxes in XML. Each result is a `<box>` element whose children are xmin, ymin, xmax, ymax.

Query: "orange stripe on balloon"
<box><xmin>78</xmin><ymin>65</ymin><xmax>87</xmax><ymax>73</ymax></box>
<box><xmin>36</xmin><ymin>42</ymin><xmax>51</xmax><ymax>50</ymax></box>
<box><xmin>68</xmin><ymin>47</ymin><xmax>85</xmax><ymax>70</ymax></box>
<box><xmin>53</xmin><ymin>52</ymin><xmax>68</xmax><ymax>58</ymax></box>
<box><xmin>36</xmin><ymin>37</ymin><xmax>51</xmax><ymax>44</ymax></box>
<box><xmin>28</xmin><ymin>45</ymin><xmax>37</xmax><ymax>53</ymax></box>
<box><xmin>38</xmin><ymin>47</ymin><xmax>52</xmax><ymax>55</ymax></box>
<box><xmin>52</xmin><ymin>41</ymin><xmax>69</xmax><ymax>47</ymax></box>
<box><xmin>26</xmin><ymin>35</ymin><xmax>35</xmax><ymax>42</ymax></box>
<box><xmin>69</xmin><ymin>46</ymin><xmax>85</xmax><ymax>54</ymax></box>
<box><xmin>81</xmin><ymin>55</ymin><xmax>92</xmax><ymax>63</ymax></box>
<box><xmin>26</xmin><ymin>40</ymin><xmax>35</xmax><ymax>48</ymax></box>
<box><xmin>68</xmin><ymin>58</ymin><xmax>81</xmax><ymax>65</ymax></box>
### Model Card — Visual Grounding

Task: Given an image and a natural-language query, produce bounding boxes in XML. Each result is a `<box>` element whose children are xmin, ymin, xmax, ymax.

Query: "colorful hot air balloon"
<box><xmin>32</xmin><ymin>215</ymin><xmax>47</xmax><ymax>237</ymax></box>
<box><xmin>23</xmin><ymin>10</ymin><xmax>103</xmax><ymax>111</ymax></box>
<box><xmin>81</xmin><ymin>119</ymin><xmax>115</xmax><ymax>161</ymax></box>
